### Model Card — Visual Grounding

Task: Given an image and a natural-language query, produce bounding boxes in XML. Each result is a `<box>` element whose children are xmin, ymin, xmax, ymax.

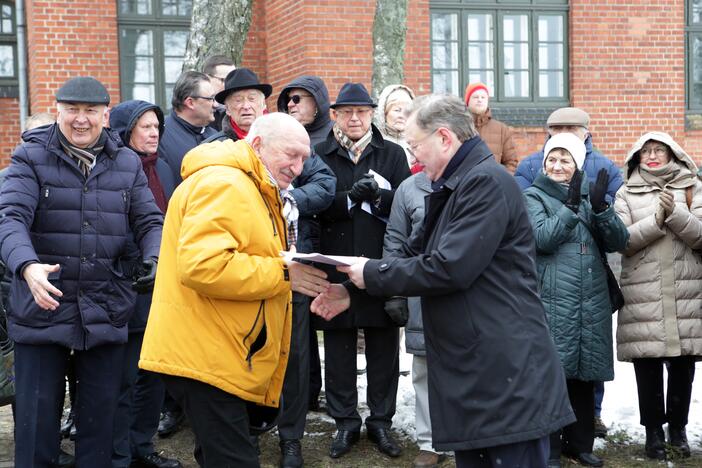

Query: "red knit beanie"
<box><xmin>464</xmin><ymin>82</ymin><xmax>489</xmax><ymax>105</ymax></box>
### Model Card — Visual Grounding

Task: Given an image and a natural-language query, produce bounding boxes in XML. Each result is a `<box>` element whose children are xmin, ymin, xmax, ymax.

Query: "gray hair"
<box><xmin>171</xmin><ymin>71</ymin><xmax>211</xmax><ymax>112</ymax></box>
<box><xmin>409</xmin><ymin>94</ymin><xmax>477</xmax><ymax>142</ymax></box>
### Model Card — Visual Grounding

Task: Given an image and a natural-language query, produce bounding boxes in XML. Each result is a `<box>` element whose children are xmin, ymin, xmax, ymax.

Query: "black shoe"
<box><xmin>645</xmin><ymin>426</ymin><xmax>666</xmax><ymax>460</ymax></box>
<box><xmin>367</xmin><ymin>427</ymin><xmax>402</xmax><ymax>458</ymax></box>
<box><xmin>279</xmin><ymin>439</ymin><xmax>303</xmax><ymax>468</ymax></box>
<box><xmin>57</xmin><ymin>449</ymin><xmax>75</xmax><ymax>468</ymax></box>
<box><xmin>60</xmin><ymin>410</ymin><xmax>75</xmax><ymax>439</ymax></box>
<box><xmin>157</xmin><ymin>411</ymin><xmax>184</xmax><ymax>438</ymax></box>
<box><xmin>329</xmin><ymin>430</ymin><xmax>360</xmax><ymax>458</ymax></box>
<box><xmin>563</xmin><ymin>451</ymin><xmax>603</xmax><ymax>467</ymax></box>
<box><xmin>131</xmin><ymin>452</ymin><xmax>182</xmax><ymax>468</ymax></box>
<box><xmin>668</xmin><ymin>425</ymin><xmax>691</xmax><ymax>458</ymax></box>
<box><xmin>594</xmin><ymin>416</ymin><xmax>608</xmax><ymax>439</ymax></box>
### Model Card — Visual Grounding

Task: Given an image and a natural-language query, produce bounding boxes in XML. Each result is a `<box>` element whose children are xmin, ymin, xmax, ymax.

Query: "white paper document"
<box><xmin>361</xmin><ymin>169</ymin><xmax>392</xmax><ymax>220</ymax></box>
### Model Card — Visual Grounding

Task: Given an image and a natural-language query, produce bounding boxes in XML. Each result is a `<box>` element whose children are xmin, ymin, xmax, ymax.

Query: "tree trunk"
<box><xmin>182</xmin><ymin>0</ymin><xmax>253</xmax><ymax>72</ymax></box>
<box><xmin>371</xmin><ymin>0</ymin><xmax>409</xmax><ymax>98</ymax></box>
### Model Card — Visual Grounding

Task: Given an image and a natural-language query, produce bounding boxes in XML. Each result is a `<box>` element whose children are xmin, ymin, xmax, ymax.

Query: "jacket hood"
<box><xmin>374</xmin><ymin>84</ymin><xmax>415</xmax><ymax>135</ymax></box>
<box><xmin>624</xmin><ymin>131</ymin><xmax>698</xmax><ymax>181</ymax></box>
<box><xmin>180</xmin><ymin>138</ymin><xmax>270</xmax><ymax>186</ymax></box>
<box><xmin>109</xmin><ymin>100</ymin><xmax>165</xmax><ymax>149</ymax></box>
<box><xmin>276</xmin><ymin>75</ymin><xmax>331</xmax><ymax>133</ymax></box>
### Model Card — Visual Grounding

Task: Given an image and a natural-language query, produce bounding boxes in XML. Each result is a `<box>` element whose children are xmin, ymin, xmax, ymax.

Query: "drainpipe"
<box><xmin>15</xmin><ymin>0</ymin><xmax>28</xmax><ymax>130</ymax></box>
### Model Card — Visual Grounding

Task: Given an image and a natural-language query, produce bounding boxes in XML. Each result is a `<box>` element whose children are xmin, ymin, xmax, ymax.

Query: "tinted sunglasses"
<box><xmin>289</xmin><ymin>94</ymin><xmax>311</xmax><ymax>104</ymax></box>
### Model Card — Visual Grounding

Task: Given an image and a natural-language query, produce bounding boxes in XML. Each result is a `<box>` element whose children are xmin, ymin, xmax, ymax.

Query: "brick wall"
<box><xmin>25</xmin><ymin>0</ymin><xmax>121</xmax><ymax>114</ymax></box>
<box><xmin>0</xmin><ymin>99</ymin><xmax>20</xmax><ymax>165</ymax></box>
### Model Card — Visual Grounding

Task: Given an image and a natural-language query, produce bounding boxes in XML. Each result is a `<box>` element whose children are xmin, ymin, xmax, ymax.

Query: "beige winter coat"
<box><xmin>614</xmin><ymin>131</ymin><xmax>702</xmax><ymax>361</ymax></box>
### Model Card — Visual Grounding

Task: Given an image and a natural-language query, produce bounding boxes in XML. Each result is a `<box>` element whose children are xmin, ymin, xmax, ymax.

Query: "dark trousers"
<box><xmin>550</xmin><ymin>379</ymin><xmax>595</xmax><ymax>458</ymax></box>
<box><xmin>14</xmin><ymin>342</ymin><xmax>125</xmax><ymax>468</ymax></box>
<box><xmin>594</xmin><ymin>381</ymin><xmax>604</xmax><ymax>418</ymax></box>
<box><xmin>323</xmin><ymin>326</ymin><xmax>399</xmax><ymax>432</ymax></box>
<box><xmin>633</xmin><ymin>356</ymin><xmax>696</xmax><ymax>427</ymax></box>
<box><xmin>309</xmin><ymin>326</ymin><xmax>322</xmax><ymax>406</ymax></box>
<box><xmin>112</xmin><ymin>332</ymin><xmax>165</xmax><ymax>467</ymax></box>
<box><xmin>161</xmin><ymin>374</ymin><xmax>259</xmax><ymax>468</ymax></box>
<box><xmin>278</xmin><ymin>294</ymin><xmax>310</xmax><ymax>441</ymax></box>
<box><xmin>455</xmin><ymin>435</ymin><xmax>549</xmax><ymax>468</ymax></box>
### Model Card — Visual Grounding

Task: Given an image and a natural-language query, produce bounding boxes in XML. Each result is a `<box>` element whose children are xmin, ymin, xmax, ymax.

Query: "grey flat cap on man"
<box><xmin>546</xmin><ymin>107</ymin><xmax>589</xmax><ymax>129</ymax></box>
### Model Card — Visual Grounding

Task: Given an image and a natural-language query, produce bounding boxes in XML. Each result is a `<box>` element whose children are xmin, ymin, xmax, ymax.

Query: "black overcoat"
<box><xmin>314</xmin><ymin>126</ymin><xmax>410</xmax><ymax>329</ymax></box>
<box><xmin>364</xmin><ymin>138</ymin><xmax>574</xmax><ymax>451</ymax></box>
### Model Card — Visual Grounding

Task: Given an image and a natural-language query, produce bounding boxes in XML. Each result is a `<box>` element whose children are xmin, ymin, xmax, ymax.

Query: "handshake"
<box><xmin>349</xmin><ymin>173</ymin><xmax>381</xmax><ymax>204</ymax></box>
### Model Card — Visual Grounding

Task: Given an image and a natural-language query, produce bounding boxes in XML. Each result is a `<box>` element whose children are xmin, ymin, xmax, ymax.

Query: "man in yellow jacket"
<box><xmin>139</xmin><ymin>113</ymin><xmax>329</xmax><ymax>467</ymax></box>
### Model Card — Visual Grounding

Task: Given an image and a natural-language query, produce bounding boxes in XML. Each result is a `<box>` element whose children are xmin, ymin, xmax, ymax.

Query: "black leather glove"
<box><xmin>349</xmin><ymin>174</ymin><xmax>380</xmax><ymax>203</ymax></box>
<box><xmin>565</xmin><ymin>170</ymin><xmax>583</xmax><ymax>213</ymax></box>
<box><xmin>384</xmin><ymin>297</ymin><xmax>409</xmax><ymax>326</ymax></box>
<box><xmin>132</xmin><ymin>259</ymin><xmax>157</xmax><ymax>294</ymax></box>
<box><xmin>589</xmin><ymin>168</ymin><xmax>609</xmax><ymax>213</ymax></box>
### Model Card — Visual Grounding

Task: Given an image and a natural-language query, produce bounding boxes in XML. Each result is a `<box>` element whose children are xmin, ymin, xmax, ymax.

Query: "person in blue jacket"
<box><xmin>514</xmin><ymin>106</ymin><xmax>622</xmax><ymax>438</ymax></box>
<box><xmin>109</xmin><ymin>100</ymin><xmax>181</xmax><ymax>468</ymax></box>
<box><xmin>0</xmin><ymin>77</ymin><xmax>163</xmax><ymax>468</ymax></box>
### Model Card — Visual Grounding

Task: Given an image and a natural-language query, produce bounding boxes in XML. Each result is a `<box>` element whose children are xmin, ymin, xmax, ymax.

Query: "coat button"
<box><xmin>379</xmin><ymin>263</ymin><xmax>389</xmax><ymax>272</ymax></box>
<box><xmin>83</xmin><ymin>186</ymin><xmax>88</xmax><ymax>193</ymax></box>
<box><xmin>83</xmin><ymin>221</ymin><xmax>89</xmax><ymax>228</ymax></box>
<box><xmin>80</xmin><ymin>256</ymin><xmax>87</xmax><ymax>263</ymax></box>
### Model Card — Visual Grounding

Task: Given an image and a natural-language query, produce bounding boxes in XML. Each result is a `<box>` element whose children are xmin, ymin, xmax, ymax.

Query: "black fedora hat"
<box><xmin>330</xmin><ymin>82</ymin><xmax>377</xmax><ymax>109</ymax></box>
<box><xmin>215</xmin><ymin>68</ymin><xmax>273</xmax><ymax>104</ymax></box>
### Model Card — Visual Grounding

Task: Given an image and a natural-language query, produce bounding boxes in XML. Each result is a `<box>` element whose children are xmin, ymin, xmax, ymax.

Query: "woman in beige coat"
<box><xmin>614</xmin><ymin>131</ymin><xmax>702</xmax><ymax>460</ymax></box>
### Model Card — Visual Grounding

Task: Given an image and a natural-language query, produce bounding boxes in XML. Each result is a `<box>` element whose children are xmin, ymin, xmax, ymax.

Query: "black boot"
<box><xmin>645</xmin><ymin>426</ymin><xmax>666</xmax><ymax>460</ymax></box>
<box><xmin>668</xmin><ymin>425</ymin><xmax>691</xmax><ymax>458</ymax></box>
<box><xmin>279</xmin><ymin>439</ymin><xmax>303</xmax><ymax>468</ymax></box>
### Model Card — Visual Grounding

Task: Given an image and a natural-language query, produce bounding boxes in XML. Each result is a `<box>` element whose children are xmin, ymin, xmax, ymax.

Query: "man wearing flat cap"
<box><xmin>0</xmin><ymin>76</ymin><xmax>164</xmax><ymax>467</ymax></box>
<box><xmin>204</xmin><ymin>67</ymin><xmax>272</xmax><ymax>143</ymax></box>
<box><xmin>515</xmin><ymin>107</ymin><xmax>622</xmax><ymax>203</ymax></box>
<box><xmin>314</xmin><ymin>82</ymin><xmax>410</xmax><ymax>459</ymax></box>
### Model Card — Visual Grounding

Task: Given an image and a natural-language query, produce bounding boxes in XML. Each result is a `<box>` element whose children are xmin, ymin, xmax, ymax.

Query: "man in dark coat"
<box><xmin>311</xmin><ymin>94</ymin><xmax>574</xmax><ymax>468</ymax></box>
<box><xmin>0</xmin><ymin>77</ymin><xmax>164</xmax><ymax>467</ymax></box>
<box><xmin>273</xmin><ymin>76</ymin><xmax>336</xmax><ymax>468</ymax></box>
<box><xmin>159</xmin><ymin>71</ymin><xmax>217</xmax><ymax>185</ymax></box>
<box><xmin>109</xmin><ymin>100</ymin><xmax>180</xmax><ymax>468</ymax></box>
<box><xmin>314</xmin><ymin>83</ymin><xmax>410</xmax><ymax>460</ymax></box>
<box><xmin>276</xmin><ymin>74</ymin><xmax>334</xmax><ymax>417</ymax></box>
<box><xmin>201</xmin><ymin>55</ymin><xmax>236</xmax><ymax>132</ymax></box>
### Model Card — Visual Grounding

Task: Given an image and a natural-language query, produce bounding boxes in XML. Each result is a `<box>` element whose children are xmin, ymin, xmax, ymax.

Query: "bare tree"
<box><xmin>371</xmin><ymin>0</ymin><xmax>409</xmax><ymax>97</ymax></box>
<box><xmin>182</xmin><ymin>0</ymin><xmax>253</xmax><ymax>71</ymax></box>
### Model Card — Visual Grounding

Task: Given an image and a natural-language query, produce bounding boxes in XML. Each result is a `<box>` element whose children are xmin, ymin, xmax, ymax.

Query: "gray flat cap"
<box><xmin>55</xmin><ymin>77</ymin><xmax>110</xmax><ymax>105</ymax></box>
<box><xmin>546</xmin><ymin>107</ymin><xmax>589</xmax><ymax>129</ymax></box>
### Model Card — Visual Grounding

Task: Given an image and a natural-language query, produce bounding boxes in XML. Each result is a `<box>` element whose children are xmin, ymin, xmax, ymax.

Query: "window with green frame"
<box><xmin>687</xmin><ymin>0</ymin><xmax>702</xmax><ymax>112</ymax></box>
<box><xmin>117</xmin><ymin>0</ymin><xmax>192</xmax><ymax>111</ymax></box>
<box><xmin>0</xmin><ymin>1</ymin><xmax>17</xmax><ymax>85</ymax></box>
<box><xmin>430</xmin><ymin>0</ymin><xmax>569</xmax><ymax>108</ymax></box>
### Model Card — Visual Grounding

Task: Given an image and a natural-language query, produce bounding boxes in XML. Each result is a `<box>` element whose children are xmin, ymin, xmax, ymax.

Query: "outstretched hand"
<box><xmin>284</xmin><ymin>245</ymin><xmax>330</xmax><ymax>297</ymax></box>
<box><xmin>337</xmin><ymin>258</ymin><xmax>369</xmax><ymax>289</ymax></box>
<box><xmin>310</xmin><ymin>284</ymin><xmax>351</xmax><ymax>321</ymax></box>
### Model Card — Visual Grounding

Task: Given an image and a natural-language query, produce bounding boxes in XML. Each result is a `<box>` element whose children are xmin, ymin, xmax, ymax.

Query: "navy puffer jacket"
<box><xmin>0</xmin><ymin>124</ymin><xmax>164</xmax><ymax>349</ymax></box>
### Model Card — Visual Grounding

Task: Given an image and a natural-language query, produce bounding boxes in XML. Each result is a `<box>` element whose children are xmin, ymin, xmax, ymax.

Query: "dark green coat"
<box><xmin>524</xmin><ymin>173</ymin><xmax>629</xmax><ymax>382</ymax></box>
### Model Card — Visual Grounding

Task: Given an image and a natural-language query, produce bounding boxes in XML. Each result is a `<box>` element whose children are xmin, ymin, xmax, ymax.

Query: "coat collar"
<box><xmin>441</xmin><ymin>137</ymin><xmax>493</xmax><ymax>191</ymax></box>
<box><xmin>317</xmin><ymin>123</ymin><xmax>386</xmax><ymax>161</ymax></box>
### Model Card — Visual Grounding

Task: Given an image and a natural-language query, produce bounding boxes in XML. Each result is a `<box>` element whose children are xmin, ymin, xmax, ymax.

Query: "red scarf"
<box><xmin>411</xmin><ymin>162</ymin><xmax>425</xmax><ymax>174</ymax></box>
<box><xmin>140</xmin><ymin>153</ymin><xmax>168</xmax><ymax>213</ymax></box>
<box><xmin>230</xmin><ymin>117</ymin><xmax>248</xmax><ymax>140</ymax></box>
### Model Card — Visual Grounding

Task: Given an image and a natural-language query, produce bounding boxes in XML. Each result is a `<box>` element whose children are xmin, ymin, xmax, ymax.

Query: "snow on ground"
<box><xmin>311</xmin><ymin>325</ymin><xmax>702</xmax><ymax>449</ymax></box>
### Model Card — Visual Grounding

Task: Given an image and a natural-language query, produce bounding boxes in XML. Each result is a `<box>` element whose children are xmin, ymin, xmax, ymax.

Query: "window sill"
<box><xmin>490</xmin><ymin>106</ymin><xmax>566</xmax><ymax>128</ymax></box>
<box><xmin>0</xmin><ymin>85</ymin><xmax>19</xmax><ymax>99</ymax></box>
<box><xmin>685</xmin><ymin>112</ymin><xmax>702</xmax><ymax>131</ymax></box>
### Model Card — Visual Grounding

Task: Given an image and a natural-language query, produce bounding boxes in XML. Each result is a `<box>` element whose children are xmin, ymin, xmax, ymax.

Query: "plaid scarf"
<box><xmin>57</xmin><ymin>128</ymin><xmax>106</xmax><ymax>177</ymax></box>
<box><xmin>333</xmin><ymin>123</ymin><xmax>373</xmax><ymax>164</ymax></box>
<box><xmin>264</xmin><ymin>167</ymin><xmax>298</xmax><ymax>249</ymax></box>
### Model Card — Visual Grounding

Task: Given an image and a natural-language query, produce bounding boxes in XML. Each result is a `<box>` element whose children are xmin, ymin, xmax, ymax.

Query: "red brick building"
<box><xmin>1</xmin><ymin>0</ymin><xmax>701</xmax><ymax>167</ymax></box>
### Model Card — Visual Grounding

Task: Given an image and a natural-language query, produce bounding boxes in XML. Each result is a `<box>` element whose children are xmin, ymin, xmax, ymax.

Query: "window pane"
<box><xmin>121</xmin><ymin>29</ymin><xmax>155</xmax><ymax>92</ymax></box>
<box><xmin>539</xmin><ymin>71</ymin><xmax>563</xmax><ymax>98</ymax></box>
<box><xmin>119</xmin><ymin>0</ymin><xmax>151</xmax><ymax>15</ymax></box>
<box><xmin>432</xmin><ymin>13</ymin><xmax>457</xmax><ymax>41</ymax></box>
<box><xmin>539</xmin><ymin>44</ymin><xmax>563</xmax><ymax>69</ymax></box>
<box><xmin>162</xmin><ymin>0</ymin><xmax>192</xmax><ymax>16</ymax></box>
<box><xmin>433</xmin><ymin>71</ymin><xmax>459</xmax><ymax>95</ymax></box>
<box><xmin>504</xmin><ymin>43</ymin><xmax>528</xmax><ymax>70</ymax></box>
<box><xmin>131</xmin><ymin>84</ymin><xmax>156</xmax><ymax>103</ymax></box>
<box><xmin>1</xmin><ymin>5</ymin><xmax>12</xmax><ymax>33</ymax></box>
<box><xmin>164</xmin><ymin>58</ymin><xmax>183</xmax><ymax>82</ymax></box>
<box><xmin>503</xmin><ymin>15</ymin><xmax>528</xmax><ymax>42</ymax></box>
<box><xmin>692</xmin><ymin>35</ymin><xmax>702</xmax><ymax>107</ymax></box>
<box><xmin>467</xmin><ymin>14</ymin><xmax>492</xmax><ymax>42</ymax></box>
<box><xmin>164</xmin><ymin>30</ymin><xmax>188</xmax><ymax>56</ymax></box>
<box><xmin>693</xmin><ymin>0</ymin><xmax>702</xmax><ymax>24</ymax></box>
<box><xmin>538</xmin><ymin>15</ymin><xmax>563</xmax><ymax>42</ymax></box>
<box><xmin>504</xmin><ymin>71</ymin><xmax>529</xmax><ymax>98</ymax></box>
<box><xmin>467</xmin><ymin>71</ymin><xmax>495</xmax><ymax>95</ymax></box>
<box><xmin>0</xmin><ymin>45</ymin><xmax>14</xmax><ymax>77</ymax></box>
<box><xmin>468</xmin><ymin>43</ymin><xmax>494</xmax><ymax>69</ymax></box>
<box><xmin>433</xmin><ymin>43</ymin><xmax>458</xmax><ymax>69</ymax></box>
<box><xmin>134</xmin><ymin>57</ymin><xmax>154</xmax><ymax>82</ymax></box>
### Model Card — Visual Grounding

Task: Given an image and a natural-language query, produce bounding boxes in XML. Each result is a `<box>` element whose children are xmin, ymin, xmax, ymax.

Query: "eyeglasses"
<box><xmin>289</xmin><ymin>94</ymin><xmax>312</xmax><ymax>105</ymax></box>
<box><xmin>407</xmin><ymin>129</ymin><xmax>438</xmax><ymax>156</ymax></box>
<box><xmin>640</xmin><ymin>146</ymin><xmax>668</xmax><ymax>157</ymax></box>
<box><xmin>335</xmin><ymin>108</ymin><xmax>373</xmax><ymax>119</ymax></box>
<box><xmin>191</xmin><ymin>95</ymin><xmax>216</xmax><ymax>102</ymax></box>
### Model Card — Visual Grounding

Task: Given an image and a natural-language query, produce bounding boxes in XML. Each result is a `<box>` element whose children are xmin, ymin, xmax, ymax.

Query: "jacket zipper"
<box><xmin>243</xmin><ymin>300</ymin><xmax>265</xmax><ymax>371</ymax></box>
<box><xmin>44</xmin><ymin>188</ymin><xmax>49</xmax><ymax>198</ymax></box>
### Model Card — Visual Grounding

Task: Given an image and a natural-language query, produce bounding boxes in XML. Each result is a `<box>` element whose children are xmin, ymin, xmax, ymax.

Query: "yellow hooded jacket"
<box><xmin>139</xmin><ymin>139</ymin><xmax>292</xmax><ymax>407</ymax></box>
